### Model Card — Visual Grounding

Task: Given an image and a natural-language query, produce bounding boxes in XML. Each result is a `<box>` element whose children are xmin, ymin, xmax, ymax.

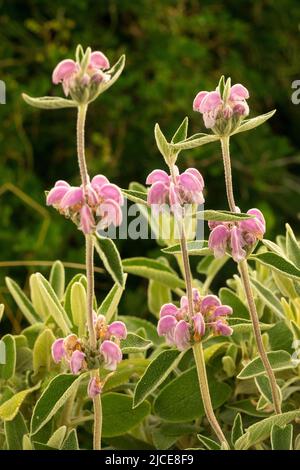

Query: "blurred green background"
<box><xmin>0</xmin><ymin>0</ymin><xmax>300</xmax><ymax>326</ymax></box>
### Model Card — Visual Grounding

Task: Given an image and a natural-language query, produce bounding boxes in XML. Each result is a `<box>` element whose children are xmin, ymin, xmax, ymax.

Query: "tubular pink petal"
<box><xmin>212</xmin><ymin>305</ymin><xmax>233</xmax><ymax>319</ymax></box>
<box><xmin>91</xmin><ymin>175</ymin><xmax>109</xmax><ymax>191</ymax></box>
<box><xmin>60</xmin><ymin>187</ymin><xmax>84</xmax><ymax>209</ymax></box>
<box><xmin>89</xmin><ymin>51</ymin><xmax>110</xmax><ymax>70</ymax></box>
<box><xmin>174</xmin><ymin>320</ymin><xmax>191</xmax><ymax>351</ymax></box>
<box><xmin>159</xmin><ymin>303</ymin><xmax>178</xmax><ymax>318</ymax></box>
<box><xmin>146</xmin><ymin>169</ymin><xmax>170</xmax><ymax>185</ymax></box>
<box><xmin>157</xmin><ymin>315</ymin><xmax>177</xmax><ymax>336</ymax></box>
<box><xmin>213</xmin><ymin>320</ymin><xmax>233</xmax><ymax>336</ymax></box>
<box><xmin>87</xmin><ymin>376</ymin><xmax>102</xmax><ymax>398</ymax></box>
<box><xmin>147</xmin><ymin>181</ymin><xmax>169</xmax><ymax>206</ymax></box>
<box><xmin>70</xmin><ymin>350</ymin><xmax>86</xmax><ymax>374</ymax></box>
<box><xmin>52</xmin><ymin>59</ymin><xmax>78</xmax><ymax>84</ymax></box>
<box><xmin>107</xmin><ymin>321</ymin><xmax>127</xmax><ymax>339</ymax></box>
<box><xmin>99</xmin><ymin>183</ymin><xmax>124</xmax><ymax>204</ymax></box>
<box><xmin>54</xmin><ymin>180</ymin><xmax>70</xmax><ymax>188</ymax></box>
<box><xmin>200</xmin><ymin>91</ymin><xmax>222</xmax><ymax>113</ymax></box>
<box><xmin>233</xmin><ymin>102</ymin><xmax>249</xmax><ymax>117</ymax></box>
<box><xmin>231</xmin><ymin>226</ymin><xmax>247</xmax><ymax>262</ymax></box>
<box><xmin>179</xmin><ymin>172</ymin><xmax>203</xmax><ymax>193</ymax></box>
<box><xmin>192</xmin><ymin>288</ymin><xmax>201</xmax><ymax>304</ymax></box>
<box><xmin>79</xmin><ymin>205</ymin><xmax>95</xmax><ymax>234</ymax></box>
<box><xmin>97</xmin><ymin>199</ymin><xmax>123</xmax><ymax>228</ymax></box>
<box><xmin>230</xmin><ymin>84</ymin><xmax>249</xmax><ymax>101</ymax></box>
<box><xmin>201</xmin><ymin>295</ymin><xmax>221</xmax><ymax>315</ymax></box>
<box><xmin>184</xmin><ymin>168</ymin><xmax>205</xmax><ymax>189</ymax></box>
<box><xmin>46</xmin><ymin>186</ymin><xmax>70</xmax><ymax>206</ymax></box>
<box><xmin>180</xmin><ymin>296</ymin><xmax>188</xmax><ymax>311</ymax></box>
<box><xmin>193</xmin><ymin>313</ymin><xmax>205</xmax><ymax>338</ymax></box>
<box><xmin>51</xmin><ymin>338</ymin><xmax>65</xmax><ymax>363</ymax></box>
<box><xmin>208</xmin><ymin>225</ymin><xmax>230</xmax><ymax>258</ymax></box>
<box><xmin>100</xmin><ymin>340</ymin><xmax>122</xmax><ymax>371</ymax></box>
<box><xmin>193</xmin><ymin>91</ymin><xmax>208</xmax><ymax>111</ymax></box>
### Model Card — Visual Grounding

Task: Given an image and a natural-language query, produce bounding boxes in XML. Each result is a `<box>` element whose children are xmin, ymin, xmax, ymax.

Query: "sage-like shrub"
<box><xmin>0</xmin><ymin>45</ymin><xmax>300</xmax><ymax>451</ymax></box>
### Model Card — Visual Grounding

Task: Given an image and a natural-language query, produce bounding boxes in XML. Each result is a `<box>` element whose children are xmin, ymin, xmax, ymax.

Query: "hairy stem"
<box><xmin>77</xmin><ymin>104</ymin><xmax>102</xmax><ymax>448</ymax></box>
<box><xmin>193</xmin><ymin>342</ymin><xmax>229</xmax><ymax>448</ymax></box>
<box><xmin>239</xmin><ymin>260</ymin><xmax>282</xmax><ymax>413</ymax></box>
<box><xmin>220</xmin><ymin>137</ymin><xmax>282</xmax><ymax>414</ymax></box>
<box><xmin>220</xmin><ymin>136</ymin><xmax>236</xmax><ymax>212</ymax></box>
<box><xmin>169</xmin><ymin>162</ymin><xmax>229</xmax><ymax>447</ymax></box>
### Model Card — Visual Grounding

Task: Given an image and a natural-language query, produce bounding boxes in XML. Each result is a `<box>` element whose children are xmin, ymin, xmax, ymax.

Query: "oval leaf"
<box><xmin>238</xmin><ymin>350</ymin><xmax>294</xmax><ymax>380</ymax></box>
<box><xmin>94</xmin><ymin>235</ymin><xmax>124</xmax><ymax>287</ymax></box>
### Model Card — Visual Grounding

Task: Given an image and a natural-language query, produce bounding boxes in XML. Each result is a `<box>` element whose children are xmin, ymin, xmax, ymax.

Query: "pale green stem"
<box><xmin>77</xmin><ymin>104</ymin><xmax>102</xmax><ymax>448</ymax></box>
<box><xmin>220</xmin><ymin>137</ymin><xmax>282</xmax><ymax>414</ymax></box>
<box><xmin>238</xmin><ymin>260</ymin><xmax>282</xmax><ymax>414</ymax></box>
<box><xmin>169</xmin><ymin>162</ymin><xmax>229</xmax><ymax>448</ymax></box>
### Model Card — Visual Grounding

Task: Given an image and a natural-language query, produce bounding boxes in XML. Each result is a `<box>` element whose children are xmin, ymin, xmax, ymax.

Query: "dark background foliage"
<box><xmin>0</xmin><ymin>0</ymin><xmax>299</xmax><ymax>326</ymax></box>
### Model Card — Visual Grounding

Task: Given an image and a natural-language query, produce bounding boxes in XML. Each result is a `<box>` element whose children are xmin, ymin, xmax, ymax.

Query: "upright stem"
<box><xmin>193</xmin><ymin>342</ymin><xmax>228</xmax><ymax>447</ymax></box>
<box><xmin>76</xmin><ymin>104</ymin><xmax>103</xmax><ymax>448</ymax></box>
<box><xmin>169</xmin><ymin>163</ymin><xmax>229</xmax><ymax>448</ymax></box>
<box><xmin>220</xmin><ymin>137</ymin><xmax>282</xmax><ymax>414</ymax></box>
<box><xmin>239</xmin><ymin>260</ymin><xmax>282</xmax><ymax>414</ymax></box>
<box><xmin>220</xmin><ymin>136</ymin><xmax>236</xmax><ymax>212</ymax></box>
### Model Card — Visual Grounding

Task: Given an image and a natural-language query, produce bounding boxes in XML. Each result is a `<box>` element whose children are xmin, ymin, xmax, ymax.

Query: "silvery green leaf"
<box><xmin>22</xmin><ymin>94</ymin><xmax>77</xmax><ymax>109</ymax></box>
<box><xmin>89</xmin><ymin>54</ymin><xmax>126</xmax><ymax>102</ymax></box>
<box><xmin>171</xmin><ymin>133</ymin><xmax>219</xmax><ymax>151</ymax></box>
<box><xmin>171</xmin><ymin>117</ymin><xmax>188</xmax><ymax>143</ymax></box>
<box><xmin>231</xmin><ymin>110</ymin><xmax>276</xmax><ymax>135</ymax></box>
<box><xmin>154</xmin><ymin>123</ymin><xmax>171</xmax><ymax>161</ymax></box>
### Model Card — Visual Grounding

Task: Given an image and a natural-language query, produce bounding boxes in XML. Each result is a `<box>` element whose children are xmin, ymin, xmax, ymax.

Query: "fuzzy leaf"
<box><xmin>250</xmin><ymin>278</ymin><xmax>284</xmax><ymax>319</ymax></box>
<box><xmin>171</xmin><ymin>117</ymin><xmax>188</xmax><ymax>143</ymax></box>
<box><xmin>285</xmin><ymin>224</ymin><xmax>300</xmax><ymax>267</ymax></box>
<box><xmin>231</xmin><ymin>413</ymin><xmax>243</xmax><ymax>446</ymax></box>
<box><xmin>232</xmin><ymin>110</ymin><xmax>276</xmax><ymax>135</ymax></box>
<box><xmin>4</xmin><ymin>412</ymin><xmax>28</xmax><ymax>450</ymax></box>
<box><xmin>0</xmin><ymin>334</ymin><xmax>16</xmax><ymax>380</ymax></box>
<box><xmin>70</xmin><ymin>282</ymin><xmax>87</xmax><ymax>337</ymax></box>
<box><xmin>22</xmin><ymin>93</ymin><xmax>77</xmax><ymax>109</ymax></box>
<box><xmin>238</xmin><ymin>350</ymin><xmax>294</xmax><ymax>379</ymax></box>
<box><xmin>171</xmin><ymin>133</ymin><xmax>219</xmax><ymax>150</ymax></box>
<box><xmin>162</xmin><ymin>241</ymin><xmax>210</xmax><ymax>256</ymax></box>
<box><xmin>94</xmin><ymin>235</ymin><xmax>124</xmax><ymax>287</ymax></box>
<box><xmin>61</xmin><ymin>429</ymin><xmax>79</xmax><ymax>450</ymax></box>
<box><xmin>122</xmin><ymin>189</ymin><xmax>148</xmax><ymax>206</ymax></box>
<box><xmin>133</xmin><ymin>349</ymin><xmax>182</xmax><ymax>408</ymax></box>
<box><xmin>271</xmin><ymin>424</ymin><xmax>293</xmax><ymax>450</ymax></box>
<box><xmin>153</xmin><ymin>367</ymin><xmax>231</xmax><ymax>422</ymax></box>
<box><xmin>97</xmin><ymin>276</ymin><xmax>126</xmax><ymax>323</ymax></box>
<box><xmin>195</xmin><ymin>210</ymin><xmax>253</xmax><ymax>222</ymax></box>
<box><xmin>5</xmin><ymin>277</ymin><xmax>39</xmax><ymax>325</ymax></box>
<box><xmin>251</xmin><ymin>252</ymin><xmax>300</xmax><ymax>281</ymax></box>
<box><xmin>49</xmin><ymin>261</ymin><xmax>65</xmax><ymax>301</ymax></box>
<box><xmin>235</xmin><ymin>410</ymin><xmax>300</xmax><ymax>450</ymax></box>
<box><xmin>122</xmin><ymin>257</ymin><xmax>185</xmax><ymax>289</ymax></box>
<box><xmin>121</xmin><ymin>333</ymin><xmax>152</xmax><ymax>354</ymax></box>
<box><xmin>154</xmin><ymin>123</ymin><xmax>171</xmax><ymax>161</ymax></box>
<box><xmin>33</xmin><ymin>329</ymin><xmax>56</xmax><ymax>374</ymax></box>
<box><xmin>31</xmin><ymin>373</ymin><xmax>86</xmax><ymax>435</ymax></box>
<box><xmin>0</xmin><ymin>383</ymin><xmax>40</xmax><ymax>421</ymax></box>
<box><xmin>102</xmin><ymin>393</ymin><xmax>150</xmax><ymax>438</ymax></box>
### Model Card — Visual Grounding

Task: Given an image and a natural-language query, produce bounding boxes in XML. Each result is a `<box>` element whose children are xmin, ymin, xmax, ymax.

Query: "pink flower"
<box><xmin>46</xmin><ymin>174</ymin><xmax>123</xmax><ymax>234</ymax></box>
<box><xmin>208</xmin><ymin>208</ymin><xmax>266</xmax><ymax>262</ymax></box>
<box><xmin>52</xmin><ymin>49</ymin><xmax>110</xmax><ymax>96</ymax></box>
<box><xmin>157</xmin><ymin>289</ymin><xmax>232</xmax><ymax>349</ymax></box>
<box><xmin>107</xmin><ymin>321</ymin><xmax>127</xmax><ymax>340</ymax></box>
<box><xmin>70</xmin><ymin>350</ymin><xmax>86</xmax><ymax>374</ymax></box>
<box><xmin>174</xmin><ymin>320</ymin><xmax>191</xmax><ymax>350</ymax></box>
<box><xmin>88</xmin><ymin>376</ymin><xmax>102</xmax><ymax>398</ymax></box>
<box><xmin>100</xmin><ymin>340</ymin><xmax>122</xmax><ymax>371</ymax></box>
<box><xmin>46</xmin><ymin>181</ymin><xmax>71</xmax><ymax>206</ymax></box>
<box><xmin>79</xmin><ymin>205</ymin><xmax>95</xmax><ymax>234</ymax></box>
<box><xmin>193</xmin><ymin>81</ymin><xmax>250</xmax><ymax>129</ymax></box>
<box><xmin>51</xmin><ymin>338</ymin><xmax>65</xmax><ymax>363</ymax></box>
<box><xmin>146</xmin><ymin>166</ymin><xmax>204</xmax><ymax>213</ymax></box>
<box><xmin>212</xmin><ymin>320</ymin><xmax>233</xmax><ymax>336</ymax></box>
